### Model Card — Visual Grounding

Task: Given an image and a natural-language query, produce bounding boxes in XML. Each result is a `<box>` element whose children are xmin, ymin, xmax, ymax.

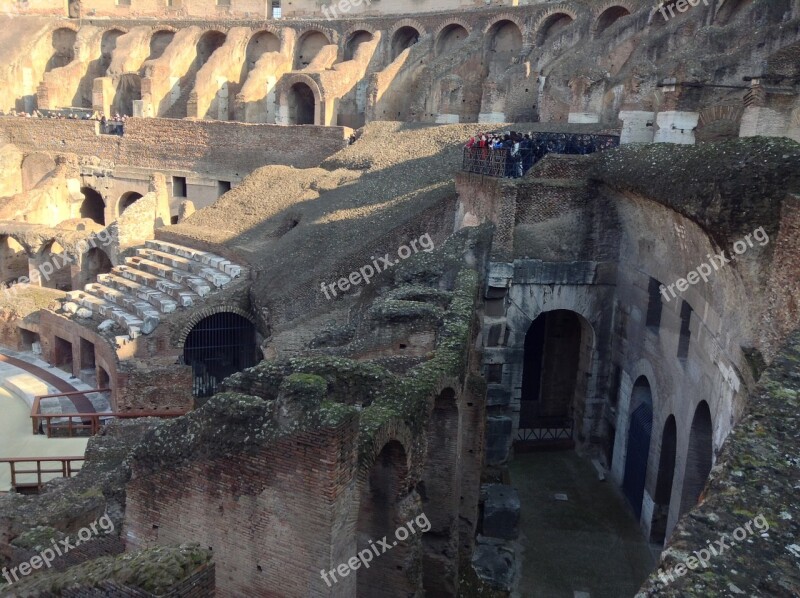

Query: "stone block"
<box><xmin>485</xmin><ymin>416</ymin><xmax>512</xmax><ymax>465</ymax></box>
<box><xmin>482</xmin><ymin>484</ymin><xmax>520</xmax><ymax>540</ymax></box>
<box><xmin>471</xmin><ymin>540</ymin><xmax>516</xmax><ymax>591</ymax></box>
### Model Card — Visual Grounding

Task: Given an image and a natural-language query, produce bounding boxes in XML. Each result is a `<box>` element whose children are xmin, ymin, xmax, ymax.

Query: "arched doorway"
<box><xmin>436</xmin><ymin>24</ymin><xmax>468</xmax><ymax>56</ymax></box>
<box><xmin>421</xmin><ymin>388</ymin><xmax>458</xmax><ymax>596</ymax></box>
<box><xmin>195</xmin><ymin>30</ymin><xmax>227</xmax><ymax>70</ymax></box>
<box><xmin>487</xmin><ymin>20</ymin><xmax>522</xmax><ymax>71</ymax></box>
<box><xmin>679</xmin><ymin>401</ymin><xmax>713</xmax><ymax>515</ymax></box>
<box><xmin>114</xmin><ymin>74</ymin><xmax>141</xmax><ymax>116</ymax></box>
<box><xmin>535</xmin><ymin>13</ymin><xmax>575</xmax><ymax>46</ymax></box>
<box><xmin>82</xmin><ymin>247</ymin><xmax>113</xmax><ymax>284</ymax></box>
<box><xmin>182</xmin><ymin>311</ymin><xmax>258</xmax><ymax>398</ymax></box>
<box><xmin>391</xmin><ymin>26</ymin><xmax>420</xmax><ymax>61</ymax></box>
<box><xmin>39</xmin><ymin>241</ymin><xmax>72</xmax><ymax>291</ymax></box>
<box><xmin>79</xmin><ymin>188</ymin><xmax>105</xmax><ymax>225</ymax></box>
<box><xmin>295</xmin><ymin>31</ymin><xmax>329</xmax><ymax>70</ymax></box>
<box><xmin>650</xmin><ymin>415</ymin><xmax>677</xmax><ymax>544</ymax></box>
<box><xmin>119</xmin><ymin>192</ymin><xmax>143</xmax><ymax>214</ymax></box>
<box><xmin>147</xmin><ymin>30</ymin><xmax>175</xmax><ymax>61</ymax></box>
<box><xmin>594</xmin><ymin>6</ymin><xmax>631</xmax><ymax>35</ymax></box>
<box><xmin>0</xmin><ymin>236</ymin><xmax>29</xmax><ymax>285</ymax></box>
<box><xmin>622</xmin><ymin>377</ymin><xmax>653</xmax><ymax>519</ymax></box>
<box><xmin>344</xmin><ymin>30</ymin><xmax>373</xmax><ymax>61</ymax></box>
<box><xmin>287</xmin><ymin>83</ymin><xmax>315</xmax><ymax>125</ymax></box>
<box><xmin>519</xmin><ymin>310</ymin><xmax>593</xmax><ymax>446</ymax></box>
<box><xmin>356</xmin><ymin>440</ymin><xmax>414</xmax><ymax>596</ymax></box>
<box><xmin>46</xmin><ymin>28</ymin><xmax>76</xmax><ymax>72</ymax></box>
<box><xmin>100</xmin><ymin>29</ymin><xmax>125</xmax><ymax>72</ymax></box>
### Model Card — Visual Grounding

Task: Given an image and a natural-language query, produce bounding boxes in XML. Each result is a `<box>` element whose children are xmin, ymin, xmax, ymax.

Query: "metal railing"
<box><xmin>0</xmin><ymin>456</ymin><xmax>85</xmax><ymax>492</ymax></box>
<box><xmin>516</xmin><ymin>416</ymin><xmax>574</xmax><ymax>443</ymax></box>
<box><xmin>462</xmin><ymin>132</ymin><xmax>621</xmax><ymax>178</ymax></box>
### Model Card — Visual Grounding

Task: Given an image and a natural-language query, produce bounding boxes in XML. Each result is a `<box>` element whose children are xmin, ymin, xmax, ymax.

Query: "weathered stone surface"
<box><xmin>483</xmin><ymin>484</ymin><xmax>520</xmax><ymax>540</ymax></box>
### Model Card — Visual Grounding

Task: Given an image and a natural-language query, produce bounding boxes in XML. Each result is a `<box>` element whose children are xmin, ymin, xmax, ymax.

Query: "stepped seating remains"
<box><xmin>61</xmin><ymin>240</ymin><xmax>244</xmax><ymax>344</ymax></box>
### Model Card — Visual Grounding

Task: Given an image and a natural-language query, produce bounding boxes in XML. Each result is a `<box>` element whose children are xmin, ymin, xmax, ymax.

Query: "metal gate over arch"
<box><xmin>622</xmin><ymin>402</ymin><xmax>653</xmax><ymax>519</ymax></box>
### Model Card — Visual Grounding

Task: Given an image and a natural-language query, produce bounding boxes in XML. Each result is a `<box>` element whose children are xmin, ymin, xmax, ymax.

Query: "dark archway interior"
<box><xmin>679</xmin><ymin>401</ymin><xmax>713</xmax><ymax>515</ymax></box>
<box><xmin>521</xmin><ymin>310</ymin><xmax>582</xmax><ymax>428</ymax></box>
<box><xmin>436</xmin><ymin>24</ymin><xmax>468</xmax><ymax>56</ymax></box>
<box><xmin>46</xmin><ymin>28</ymin><xmax>77</xmax><ymax>72</ymax></box>
<box><xmin>119</xmin><ymin>191</ymin><xmax>143</xmax><ymax>214</ymax></box>
<box><xmin>650</xmin><ymin>415</ymin><xmax>677</xmax><ymax>544</ymax></box>
<box><xmin>622</xmin><ymin>377</ymin><xmax>653</xmax><ymax>519</ymax></box>
<box><xmin>183</xmin><ymin>312</ymin><xmax>257</xmax><ymax>398</ymax></box>
<box><xmin>391</xmin><ymin>26</ymin><xmax>420</xmax><ymax>61</ymax></box>
<box><xmin>79</xmin><ymin>188</ymin><xmax>105</xmax><ymax>225</ymax></box>
<box><xmin>295</xmin><ymin>31</ymin><xmax>329</xmax><ymax>70</ymax></box>
<box><xmin>345</xmin><ymin>30</ymin><xmax>373</xmax><ymax>61</ymax></box>
<box><xmin>536</xmin><ymin>14</ymin><xmax>574</xmax><ymax>46</ymax></box>
<box><xmin>100</xmin><ymin>29</ymin><xmax>125</xmax><ymax>71</ymax></box>
<box><xmin>148</xmin><ymin>30</ymin><xmax>175</xmax><ymax>62</ymax></box>
<box><xmin>487</xmin><ymin>21</ymin><xmax>523</xmax><ymax>72</ymax></box>
<box><xmin>195</xmin><ymin>31</ymin><xmax>227</xmax><ymax>70</ymax></box>
<box><xmin>114</xmin><ymin>74</ymin><xmax>141</xmax><ymax>116</ymax></box>
<box><xmin>0</xmin><ymin>235</ymin><xmax>29</xmax><ymax>285</ymax></box>
<box><xmin>595</xmin><ymin>6</ymin><xmax>631</xmax><ymax>35</ymax></box>
<box><xmin>288</xmin><ymin>83</ymin><xmax>315</xmax><ymax>125</ymax></box>
<box><xmin>84</xmin><ymin>247</ymin><xmax>113</xmax><ymax>283</ymax></box>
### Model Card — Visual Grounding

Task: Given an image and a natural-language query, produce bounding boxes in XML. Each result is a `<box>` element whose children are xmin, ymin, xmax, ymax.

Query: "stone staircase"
<box><xmin>62</xmin><ymin>240</ymin><xmax>244</xmax><ymax>345</ymax></box>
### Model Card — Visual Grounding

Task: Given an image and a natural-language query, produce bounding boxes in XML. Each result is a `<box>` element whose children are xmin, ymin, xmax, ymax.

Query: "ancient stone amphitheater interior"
<box><xmin>0</xmin><ymin>0</ymin><xmax>799</xmax><ymax>596</ymax></box>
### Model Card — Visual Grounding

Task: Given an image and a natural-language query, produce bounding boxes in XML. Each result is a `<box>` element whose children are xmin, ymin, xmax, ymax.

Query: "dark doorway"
<box><xmin>288</xmin><ymin>83</ymin><xmax>315</xmax><ymax>125</ymax></box>
<box><xmin>650</xmin><ymin>415</ymin><xmax>677</xmax><ymax>544</ymax></box>
<box><xmin>622</xmin><ymin>377</ymin><xmax>653</xmax><ymax>519</ymax></box>
<box><xmin>79</xmin><ymin>188</ymin><xmax>105</xmax><ymax>225</ymax></box>
<box><xmin>119</xmin><ymin>192</ymin><xmax>143</xmax><ymax>214</ymax></box>
<box><xmin>391</xmin><ymin>26</ymin><xmax>420</xmax><ymax>61</ymax></box>
<box><xmin>679</xmin><ymin>401</ymin><xmax>713</xmax><ymax>515</ymax></box>
<box><xmin>182</xmin><ymin>312</ymin><xmax>258</xmax><ymax>398</ymax></box>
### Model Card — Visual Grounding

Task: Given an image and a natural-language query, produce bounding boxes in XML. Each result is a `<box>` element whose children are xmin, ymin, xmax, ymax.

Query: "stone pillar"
<box><xmin>619</xmin><ymin>110</ymin><xmax>656</xmax><ymax>144</ymax></box>
<box><xmin>654</xmin><ymin>111</ymin><xmax>699</xmax><ymax>144</ymax></box>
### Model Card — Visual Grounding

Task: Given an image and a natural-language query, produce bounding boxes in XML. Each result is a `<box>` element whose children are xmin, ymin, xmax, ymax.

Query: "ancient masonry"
<box><xmin>0</xmin><ymin>0</ymin><xmax>799</xmax><ymax>596</ymax></box>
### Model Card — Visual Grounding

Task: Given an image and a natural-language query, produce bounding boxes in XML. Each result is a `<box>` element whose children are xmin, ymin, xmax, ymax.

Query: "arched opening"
<box><xmin>113</xmin><ymin>74</ymin><xmax>141</xmax><ymax>116</ymax></box>
<box><xmin>486</xmin><ymin>20</ymin><xmax>523</xmax><ymax>72</ymax></box>
<box><xmin>519</xmin><ymin>310</ymin><xmax>593</xmax><ymax>446</ymax></box>
<box><xmin>147</xmin><ymin>30</ymin><xmax>175</xmax><ymax>62</ymax></box>
<box><xmin>435</xmin><ymin>24</ymin><xmax>468</xmax><ymax>56</ymax></box>
<box><xmin>0</xmin><ymin>236</ymin><xmax>29</xmax><ymax>285</ymax></box>
<box><xmin>536</xmin><ymin>13</ymin><xmax>575</xmax><ymax>46</ymax></box>
<box><xmin>650</xmin><ymin>415</ymin><xmax>677</xmax><ymax>545</ymax></box>
<box><xmin>679</xmin><ymin>401</ymin><xmax>713</xmax><ymax>515</ymax></box>
<box><xmin>182</xmin><ymin>311</ymin><xmax>258</xmax><ymax>398</ymax></box>
<box><xmin>82</xmin><ymin>247</ymin><xmax>113</xmax><ymax>285</ymax></box>
<box><xmin>357</xmin><ymin>440</ymin><xmax>414</xmax><ymax>596</ymax></box>
<box><xmin>595</xmin><ymin>6</ymin><xmax>631</xmax><ymax>35</ymax></box>
<box><xmin>621</xmin><ymin>377</ymin><xmax>653</xmax><ymax>519</ymax></box>
<box><xmin>344</xmin><ymin>30</ymin><xmax>373</xmax><ymax>61</ymax></box>
<box><xmin>421</xmin><ymin>388</ymin><xmax>458</xmax><ymax>595</ymax></box>
<box><xmin>287</xmin><ymin>82</ymin><xmax>315</xmax><ymax>125</ymax></box>
<box><xmin>391</xmin><ymin>26</ymin><xmax>420</xmax><ymax>61</ymax></box>
<box><xmin>46</xmin><ymin>28</ymin><xmax>77</xmax><ymax>72</ymax></box>
<box><xmin>100</xmin><ymin>29</ymin><xmax>125</xmax><ymax>71</ymax></box>
<box><xmin>119</xmin><ymin>191</ymin><xmax>143</xmax><ymax>214</ymax></box>
<box><xmin>79</xmin><ymin>188</ymin><xmax>105</xmax><ymax>225</ymax></box>
<box><xmin>295</xmin><ymin>31</ymin><xmax>329</xmax><ymax>70</ymax></box>
<box><xmin>97</xmin><ymin>365</ymin><xmax>110</xmax><ymax>389</ymax></box>
<box><xmin>715</xmin><ymin>0</ymin><xmax>755</xmax><ymax>25</ymax></box>
<box><xmin>39</xmin><ymin>241</ymin><xmax>72</xmax><ymax>290</ymax></box>
<box><xmin>195</xmin><ymin>30</ymin><xmax>227</xmax><ymax>71</ymax></box>
<box><xmin>245</xmin><ymin>30</ymin><xmax>280</xmax><ymax>72</ymax></box>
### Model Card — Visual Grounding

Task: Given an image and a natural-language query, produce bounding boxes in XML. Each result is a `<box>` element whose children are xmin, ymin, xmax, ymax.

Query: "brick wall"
<box><xmin>0</xmin><ymin>117</ymin><xmax>350</xmax><ymax>176</ymax></box>
<box><xmin>123</xmin><ymin>418</ymin><xmax>360</xmax><ymax>598</ymax></box>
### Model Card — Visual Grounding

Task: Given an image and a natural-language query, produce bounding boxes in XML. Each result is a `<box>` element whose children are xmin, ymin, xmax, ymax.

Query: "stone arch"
<box><xmin>147</xmin><ymin>29</ymin><xmax>176</xmax><ymax>61</ymax></box>
<box><xmin>519</xmin><ymin>309</ymin><xmax>595</xmax><ymax>446</ymax></box>
<box><xmin>650</xmin><ymin>414</ymin><xmax>677</xmax><ymax>545</ymax></box>
<box><xmin>389</xmin><ymin>24</ymin><xmax>422</xmax><ymax>60</ymax></box>
<box><xmin>195</xmin><ymin>30</ymin><xmax>227</xmax><ymax>70</ymax></box>
<box><xmin>81</xmin><ymin>246</ymin><xmax>113</xmax><ymax>285</ymax></box>
<box><xmin>435</xmin><ymin>23</ymin><xmax>469</xmax><ymax>57</ymax></box>
<box><xmin>278</xmin><ymin>74</ymin><xmax>322</xmax><ymax>125</ymax></box>
<box><xmin>679</xmin><ymin>400</ymin><xmax>713</xmax><ymax>515</ymax></box>
<box><xmin>287</xmin><ymin>82</ymin><xmax>316</xmax><ymax>124</ymax></box>
<box><xmin>37</xmin><ymin>240</ymin><xmax>72</xmax><ymax>290</ymax></box>
<box><xmin>100</xmin><ymin>28</ymin><xmax>126</xmax><ymax>70</ymax></box>
<box><xmin>534</xmin><ymin>11</ymin><xmax>577</xmax><ymax>46</ymax></box>
<box><xmin>79</xmin><ymin>187</ymin><xmax>106</xmax><ymax>225</ymax></box>
<box><xmin>344</xmin><ymin>30</ymin><xmax>374</xmax><ymax>61</ymax></box>
<box><xmin>356</xmin><ymin>436</ymin><xmax>415</xmax><ymax>597</ymax></box>
<box><xmin>118</xmin><ymin>191</ymin><xmax>143</xmax><ymax>214</ymax></box>
<box><xmin>46</xmin><ymin>28</ymin><xmax>77</xmax><ymax>72</ymax></box>
<box><xmin>177</xmin><ymin>304</ymin><xmax>258</xmax><ymax>346</ymax></box>
<box><xmin>295</xmin><ymin>30</ymin><xmax>330</xmax><ymax>70</ymax></box>
<box><xmin>181</xmin><ymin>309</ymin><xmax>259</xmax><ymax>398</ymax></box>
<box><xmin>696</xmin><ymin>105</ymin><xmax>744</xmax><ymax>142</ymax></box>
<box><xmin>420</xmin><ymin>386</ymin><xmax>459</xmax><ymax>596</ymax></box>
<box><xmin>593</xmin><ymin>5</ymin><xmax>633</xmax><ymax>36</ymax></box>
<box><xmin>621</xmin><ymin>376</ymin><xmax>653</xmax><ymax>519</ymax></box>
<box><xmin>0</xmin><ymin>235</ymin><xmax>29</xmax><ymax>284</ymax></box>
<box><xmin>245</xmin><ymin>30</ymin><xmax>281</xmax><ymax>71</ymax></box>
<box><xmin>485</xmin><ymin>18</ymin><xmax>524</xmax><ymax>73</ymax></box>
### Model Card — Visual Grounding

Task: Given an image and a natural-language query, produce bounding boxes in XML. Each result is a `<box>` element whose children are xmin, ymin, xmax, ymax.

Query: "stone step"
<box><xmin>126</xmin><ymin>257</ymin><xmax>211</xmax><ymax>297</ymax></box>
<box><xmin>115</xmin><ymin>264</ymin><xmax>200</xmax><ymax>306</ymax></box>
<box><xmin>85</xmin><ymin>283</ymin><xmax>161</xmax><ymax>333</ymax></box>
<box><xmin>136</xmin><ymin>248</ymin><xmax>232</xmax><ymax>288</ymax></box>
<box><xmin>96</xmin><ymin>273</ymin><xmax>178</xmax><ymax>314</ymax></box>
<box><xmin>145</xmin><ymin>240</ymin><xmax>242</xmax><ymax>278</ymax></box>
<box><xmin>70</xmin><ymin>291</ymin><xmax>145</xmax><ymax>336</ymax></box>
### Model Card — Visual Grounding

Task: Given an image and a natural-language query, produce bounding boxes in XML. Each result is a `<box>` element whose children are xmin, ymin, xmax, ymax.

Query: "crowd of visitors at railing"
<box><xmin>463</xmin><ymin>130</ymin><xmax>620</xmax><ymax>178</ymax></box>
<box><xmin>0</xmin><ymin>109</ymin><xmax>126</xmax><ymax>135</ymax></box>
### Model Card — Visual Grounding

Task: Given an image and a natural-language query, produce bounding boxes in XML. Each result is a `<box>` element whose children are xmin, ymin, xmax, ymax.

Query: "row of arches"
<box><xmin>79</xmin><ymin>187</ymin><xmax>143</xmax><ymax>226</ymax></box>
